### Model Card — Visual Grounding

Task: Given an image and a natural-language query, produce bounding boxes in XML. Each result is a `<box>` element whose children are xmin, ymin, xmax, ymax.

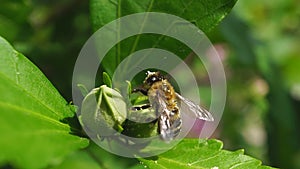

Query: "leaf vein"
<box><xmin>186</xmin><ymin>152</ymin><xmax>221</xmax><ymax>167</ymax></box>
<box><xmin>159</xmin><ymin>156</ymin><xmax>203</xmax><ymax>169</ymax></box>
<box><xmin>197</xmin><ymin>0</ymin><xmax>236</xmax><ymax>21</ymax></box>
<box><xmin>0</xmin><ymin>71</ymin><xmax>67</xmax><ymax>119</ymax></box>
<box><xmin>229</xmin><ymin>159</ymin><xmax>257</xmax><ymax>169</ymax></box>
<box><xmin>179</xmin><ymin>0</ymin><xmax>195</xmax><ymax>16</ymax></box>
<box><xmin>0</xmin><ymin>101</ymin><xmax>70</xmax><ymax>129</ymax></box>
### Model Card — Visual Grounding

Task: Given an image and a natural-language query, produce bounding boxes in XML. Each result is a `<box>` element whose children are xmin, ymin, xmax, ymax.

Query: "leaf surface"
<box><xmin>90</xmin><ymin>0</ymin><xmax>237</xmax><ymax>76</ymax></box>
<box><xmin>139</xmin><ymin>139</ymin><xmax>276</xmax><ymax>169</ymax></box>
<box><xmin>0</xmin><ymin>36</ymin><xmax>89</xmax><ymax>169</ymax></box>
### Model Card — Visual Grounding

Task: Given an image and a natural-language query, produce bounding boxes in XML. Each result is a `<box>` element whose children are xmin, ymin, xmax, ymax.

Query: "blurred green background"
<box><xmin>0</xmin><ymin>0</ymin><xmax>299</xmax><ymax>169</ymax></box>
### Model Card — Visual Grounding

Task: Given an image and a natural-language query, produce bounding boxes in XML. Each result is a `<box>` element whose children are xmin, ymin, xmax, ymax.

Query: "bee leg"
<box><xmin>132</xmin><ymin>88</ymin><xmax>148</xmax><ymax>95</ymax></box>
<box><xmin>131</xmin><ymin>104</ymin><xmax>151</xmax><ymax>111</ymax></box>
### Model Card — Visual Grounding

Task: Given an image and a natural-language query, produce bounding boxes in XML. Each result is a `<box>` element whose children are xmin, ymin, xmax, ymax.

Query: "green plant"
<box><xmin>0</xmin><ymin>0</ymin><xmax>278</xmax><ymax>169</ymax></box>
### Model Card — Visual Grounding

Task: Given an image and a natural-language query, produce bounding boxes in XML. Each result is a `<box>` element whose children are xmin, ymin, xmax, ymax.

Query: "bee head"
<box><xmin>143</xmin><ymin>71</ymin><xmax>163</xmax><ymax>87</ymax></box>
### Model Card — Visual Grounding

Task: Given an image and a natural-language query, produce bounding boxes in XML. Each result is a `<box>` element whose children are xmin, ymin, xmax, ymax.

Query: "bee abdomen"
<box><xmin>159</xmin><ymin>107</ymin><xmax>182</xmax><ymax>141</ymax></box>
<box><xmin>170</xmin><ymin>107</ymin><xmax>182</xmax><ymax>138</ymax></box>
<box><xmin>171</xmin><ymin>118</ymin><xmax>182</xmax><ymax>138</ymax></box>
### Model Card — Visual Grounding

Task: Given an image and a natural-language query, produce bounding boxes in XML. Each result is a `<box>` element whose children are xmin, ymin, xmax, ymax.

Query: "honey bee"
<box><xmin>132</xmin><ymin>71</ymin><xmax>214</xmax><ymax>142</ymax></box>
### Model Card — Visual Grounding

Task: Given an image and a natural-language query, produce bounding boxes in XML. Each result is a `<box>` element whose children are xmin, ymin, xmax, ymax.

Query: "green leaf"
<box><xmin>50</xmin><ymin>143</ymin><xmax>144</xmax><ymax>169</ymax></box>
<box><xmin>0</xmin><ymin>1</ymin><xmax>31</xmax><ymax>42</ymax></box>
<box><xmin>103</xmin><ymin>72</ymin><xmax>112</xmax><ymax>88</ymax></box>
<box><xmin>90</xmin><ymin>0</ymin><xmax>237</xmax><ymax>76</ymax></box>
<box><xmin>50</xmin><ymin>151</ymin><xmax>102</xmax><ymax>169</ymax></box>
<box><xmin>139</xmin><ymin>139</ymin><xmax>276</xmax><ymax>169</ymax></box>
<box><xmin>0</xmin><ymin>36</ymin><xmax>89</xmax><ymax>169</ymax></box>
<box><xmin>77</xmin><ymin>84</ymin><xmax>89</xmax><ymax>97</ymax></box>
<box><xmin>80</xmin><ymin>143</ymin><xmax>142</xmax><ymax>169</ymax></box>
<box><xmin>91</xmin><ymin>0</ymin><xmax>237</xmax><ymax>34</ymax></box>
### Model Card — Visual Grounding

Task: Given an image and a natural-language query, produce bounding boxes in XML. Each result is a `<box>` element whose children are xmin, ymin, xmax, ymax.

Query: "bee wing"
<box><xmin>176</xmin><ymin>93</ymin><xmax>214</xmax><ymax>121</ymax></box>
<box><xmin>155</xmin><ymin>91</ymin><xmax>180</xmax><ymax>141</ymax></box>
<box><xmin>158</xmin><ymin>110</ymin><xmax>174</xmax><ymax>142</ymax></box>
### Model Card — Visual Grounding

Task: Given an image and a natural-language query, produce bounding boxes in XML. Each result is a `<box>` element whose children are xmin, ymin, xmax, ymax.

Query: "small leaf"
<box><xmin>0</xmin><ymin>36</ymin><xmax>89</xmax><ymax>169</ymax></box>
<box><xmin>103</xmin><ymin>72</ymin><xmax>112</xmax><ymax>88</ymax></box>
<box><xmin>126</xmin><ymin>80</ymin><xmax>132</xmax><ymax>98</ymax></box>
<box><xmin>77</xmin><ymin>84</ymin><xmax>89</xmax><ymax>97</ymax></box>
<box><xmin>139</xmin><ymin>139</ymin><xmax>276</xmax><ymax>169</ymax></box>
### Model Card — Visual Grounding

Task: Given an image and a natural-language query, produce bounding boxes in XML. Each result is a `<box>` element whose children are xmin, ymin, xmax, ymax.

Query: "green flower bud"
<box><xmin>80</xmin><ymin>85</ymin><xmax>126</xmax><ymax>138</ymax></box>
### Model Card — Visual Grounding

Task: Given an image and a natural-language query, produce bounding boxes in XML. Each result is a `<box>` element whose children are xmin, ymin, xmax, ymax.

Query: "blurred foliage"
<box><xmin>0</xmin><ymin>0</ymin><xmax>91</xmax><ymax>101</ymax></box>
<box><xmin>206</xmin><ymin>1</ymin><xmax>300</xmax><ymax>169</ymax></box>
<box><xmin>0</xmin><ymin>0</ymin><xmax>299</xmax><ymax>169</ymax></box>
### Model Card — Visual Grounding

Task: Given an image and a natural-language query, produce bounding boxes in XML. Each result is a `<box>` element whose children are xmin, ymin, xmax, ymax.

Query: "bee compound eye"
<box><xmin>151</xmin><ymin>76</ymin><xmax>157</xmax><ymax>82</ymax></box>
<box><xmin>146</xmin><ymin>76</ymin><xmax>157</xmax><ymax>84</ymax></box>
